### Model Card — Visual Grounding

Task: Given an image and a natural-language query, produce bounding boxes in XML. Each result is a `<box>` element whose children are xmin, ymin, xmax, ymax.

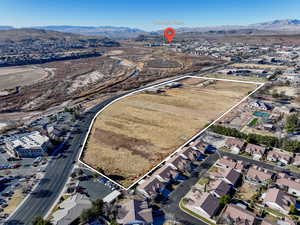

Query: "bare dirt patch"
<box><xmin>82</xmin><ymin>77</ymin><xmax>258</xmax><ymax>187</ymax></box>
<box><xmin>0</xmin><ymin>66</ymin><xmax>48</xmax><ymax>90</ymax></box>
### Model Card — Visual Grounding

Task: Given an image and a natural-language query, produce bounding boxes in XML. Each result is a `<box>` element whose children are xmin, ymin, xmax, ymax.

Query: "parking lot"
<box><xmin>75</xmin><ymin>169</ymin><xmax>114</xmax><ymax>201</ymax></box>
<box><xmin>0</xmin><ymin>147</ymin><xmax>50</xmax><ymax>221</ymax></box>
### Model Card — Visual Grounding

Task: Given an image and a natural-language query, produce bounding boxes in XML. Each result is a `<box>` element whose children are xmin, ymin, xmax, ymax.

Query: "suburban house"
<box><xmin>292</xmin><ymin>155</ymin><xmax>300</xmax><ymax>167</ymax></box>
<box><xmin>261</xmin><ymin>219</ymin><xmax>278</xmax><ymax>225</ymax></box>
<box><xmin>267</xmin><ymin>150</ymin><xmax>291</xmax><ymax>165</ymax></box>
<box><xmin>225</xmin><ymin>138</ymin><xmax>245</xmax><ymax>154</ymax></box>
<box><xmin>179</xmin><ymin>147</ymin><xmax>199</xmax><ymax>161</ymax></box>
<box><xmin>117</xmin><ymin>199</ymin><xmax>153</xmax><ymax>225</ymax></box>
<box><xmin>215</xmin><ymin>157</ymin><xmax>246</xmax><ymax>172</ymax></box>
<box><xmin>246</xmin><ymin>166</ymin><xmax>274</xmax><ymax>184</ymax></box>
<box><xmin>46</xmin><ymin>125</ymin><xmax>67</xmax><ymax>142</ymax></box>
<box><xmin>221</xmin><ymin>168</ymin><xmax>241</xmax><ymax>186</ymax></box>
<box><xmin>245</xmin><ymin>143</ymin><xmax>266</xmax><ymax>160</ymax></box>
<box><xmin>208</xmin><ymin>179</ymin><xmax>232</xmax><ymax>198</ymax></box>
<box><xmin>250</xmin><ymin>100</ymin><xmax>272</xmax><ymax>110</ymax></box>
<box><xmin>263</xmin><ymin>188</ymin><xmax>296</xmax><ymax>215</ymax></box>
<box><xmin>221</xmin><ymin>204</ymin><xmax>257</xmax><ymax>225</ymax></box>
<box><xmin>185</xmin><ymin>190</ymin><xmax>220</xmax><ymax>220</ymax></box>
<box><xmin>153</xmin><ymin>165</ymin><xmax>178</xmax><ymax>183</ymax></box>
<box><xmin>276</xmin><ymin>177</ymin><xmax>300</xmax><ymax>197</ymax></box>
<box><xmin>216</xmin><ymin>157</ymin><xmax>236</xmax><ymax>169</ymax></box>
<box><xmin>5</xmin><ymin>131</ymin><xmax>50</xmax><ymax>158</ymax></box>
<box><xmin>51</xmin><ymin>193</ymin><xmax>92</xmax><ymax>225</ymax></box>
<box><xmin>137</xmin><ymin>177</ymin><xmax>165</xmax><ymax>198</ymax></box>
<box><xmin>166</xmin><ymin>154</ymin><xmax>189</xmax><ymax>171</ymax></box>
<box><xmin>191</xmin><ymin>141</ymin><xmax>208</xmax><ymax>154</ymax></box>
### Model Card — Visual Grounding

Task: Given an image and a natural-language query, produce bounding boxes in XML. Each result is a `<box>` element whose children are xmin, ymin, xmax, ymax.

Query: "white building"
<box><xmin>5</xmin><ymin>131</ymin><xmax>50</xmax><ymax>158</ymax></box>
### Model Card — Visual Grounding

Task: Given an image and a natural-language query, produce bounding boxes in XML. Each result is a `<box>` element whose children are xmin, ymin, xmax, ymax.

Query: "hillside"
<box><xmin>0</xmin><ymin>28</ymin><xmax>120</xmax><ymax>66</ymax></box>
<box><xmin>34</xmin><ymin>26</ymin><xmax>146</xmax><ymax>39</ymax></box>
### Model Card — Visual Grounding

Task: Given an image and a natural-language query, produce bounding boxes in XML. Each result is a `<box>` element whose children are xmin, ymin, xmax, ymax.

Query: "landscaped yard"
<box><xmin>179</xmin><ymin>200</ymin><xmax>216</xmax><ymax>225</ymax></box>
<box><xmin>248</xmin><ymin>118</ymin><xmax>258</xmax><ymax>127</ymax></box>
<box><xmin>236</xmin><ymin>182</ymin><xmax>257</xmax><ymax>201</ymax></box>
<box><xmin>208</xmin><ymin>166</ymin><xmax>219</xmax><ymax>173</ymax></box>
<box><xmin>286</xmin><ymin>165</ymin><xmax>300</xmax><ymax>174</ymax></box>
<box><xmin>198</xmin><ymin>177</ymin><xmax>210</xmax><ymax>185</ymax></box>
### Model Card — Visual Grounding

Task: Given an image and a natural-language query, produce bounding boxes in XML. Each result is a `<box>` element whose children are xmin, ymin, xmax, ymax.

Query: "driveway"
<box><xmin>161</xmin><ymin>153</ymin><xmax>219</xmax><ymax>225</ymax></box>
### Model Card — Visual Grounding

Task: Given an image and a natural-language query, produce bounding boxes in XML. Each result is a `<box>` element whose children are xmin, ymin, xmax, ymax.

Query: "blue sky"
<box><xmin>1</xmin><ymin>0</ymin><xmax>300</xmax><ymax>31</ymax></box>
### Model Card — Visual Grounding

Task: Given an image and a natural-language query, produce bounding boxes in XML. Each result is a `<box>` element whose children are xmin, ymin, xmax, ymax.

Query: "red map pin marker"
<box><xmin>164</xmin><ymin>27</ymin><xmax>176</xmax><ymax>43</ymax></box>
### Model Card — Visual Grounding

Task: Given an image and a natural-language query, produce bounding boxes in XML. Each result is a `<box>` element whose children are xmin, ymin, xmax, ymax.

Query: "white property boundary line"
<box><xmin>78</xmin><ymin>75</ymin><xmax>264</xmax><ymax>190</ymax></box>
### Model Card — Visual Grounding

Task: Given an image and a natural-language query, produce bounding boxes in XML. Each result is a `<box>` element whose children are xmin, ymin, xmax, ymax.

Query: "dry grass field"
<box><xmin>231</xmin><ymin>63</ymin><xmax>287</xmax><ymax>70</ymax></box>
<box><xmin>82</xmin><ymin>77</ymin><xmax>258</xmax><ymax>187</ymax></box>
<box><xmin>203</xmin><ymin>73</ymin><xmax>267</xmax><ymax>82</ymax></box>
<box><xmin>0</xmin><ymin>66</ymin><xmax>48</xmax><ymax>90</ymax></box>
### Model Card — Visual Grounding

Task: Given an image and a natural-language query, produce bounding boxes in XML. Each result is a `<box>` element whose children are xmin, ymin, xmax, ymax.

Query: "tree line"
<box><xmin>210</xmin><ymin>125</ymin><xmax>300</xmax><ymax>152</ymax></box>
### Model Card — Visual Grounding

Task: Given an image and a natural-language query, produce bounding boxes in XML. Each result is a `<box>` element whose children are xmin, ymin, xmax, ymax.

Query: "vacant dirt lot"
<box><xmin>83</xmin><ymin>77</ymin><xmax>258</xmax><ymax>187</ymax></box>
<box><xmin>231</xmin><ymin>63</ymin><xmax>287</xmax><ymax>70</ymax></box>
<box><xmin>203</xmin><ymin>73</ymin><xmax>267</xmax><ymax>82</ymax></box>
<box><xmin>0</xmin><ymin>66</ymin><xmax>48</xmax><ymax>90</ymax></box>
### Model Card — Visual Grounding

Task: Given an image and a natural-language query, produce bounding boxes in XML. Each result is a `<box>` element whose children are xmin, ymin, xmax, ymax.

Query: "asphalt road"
<box><xmin>160</xmin><ymin>149</ymin><xmax>299</xmax><ymax>225</ymax></box>
<box><xmin>162</xmin><ymin>153</ymin><xmax>220</xmax><ymax>225</ymax></box>
<box><xmin>221</xmin><ymin>151</ymin><xmax>300</xmax><ymax>178</ymax></box>
<box><xmin>5</xmin><ymin>64</ymin><xmax>229</xmax><ymax>225</ymax></box>
<box><xmin>5</xmin><ymin>96</ymin><xmax>124</xmax><ymax>225</ymax></box>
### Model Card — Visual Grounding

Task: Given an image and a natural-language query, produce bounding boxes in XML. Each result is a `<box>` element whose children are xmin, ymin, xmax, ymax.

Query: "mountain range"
<box><xmin>2</xmin><ymin>19</ymin><xmax>300</xmax><ymax>38</ymax></box>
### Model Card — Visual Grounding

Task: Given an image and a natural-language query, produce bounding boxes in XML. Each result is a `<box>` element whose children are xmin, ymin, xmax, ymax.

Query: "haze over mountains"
<box><xmin>2</xmin><ymin>19</ymin><xmax>300</xmax><ymax>38</ymax></box>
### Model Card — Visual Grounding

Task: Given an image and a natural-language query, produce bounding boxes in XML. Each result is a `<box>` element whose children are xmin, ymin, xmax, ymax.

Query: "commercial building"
<box><xmin>5</xmin><ymin>131</ymin><xmax>50</xmax><ymax>158</ymax></box>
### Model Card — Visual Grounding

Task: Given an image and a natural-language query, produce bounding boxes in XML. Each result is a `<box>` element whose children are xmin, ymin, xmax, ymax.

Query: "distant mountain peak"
<box><xmin>0</xmin><ymin>26</ymin><xmax>14</xmax><ymax>30</ymax></box>
<box><xmin>251</xmin><ymin>19</ymin><xmax>300</xmax><ymax>26</ymax></box>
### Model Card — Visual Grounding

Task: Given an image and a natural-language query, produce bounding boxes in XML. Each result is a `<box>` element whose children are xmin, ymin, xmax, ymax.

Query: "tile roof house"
<box><xmin>263</xmin><ymin>188</ymin><xmax>296</xmax><ymax>215</ymax></box>
<box><xmin>235</xmin><ymin>161</ymin><xmax>247</xmax><ymax>172</ymax></box>
<box><xmin>250</xmin><ymin>100</ymin><xmax>271</xmax><ymax>110</ymax></box>
<box><xmin>292</xmin><ymin>155</ymin><xmax>300</xmax><ymax>167</ymax></box>
<box><xmin>179</xmin><ymin>147</ymin><xmax>198</xmax><ymax>161</ymax></box>
<box><xmin>208</xmin><ymin>179</ymin><xmax>232</xmax><ymax>198</ymax></box>
<box><xmin>245</xmin><ymin>143</ymin><xmax>266</xmax><ymax>160</ymax></box>
<box><xmin>225</xmin><ymin>138</ymin><xmax>245</xmax><ymax>154</ymax></box>
<box><xmin>221</xmin><ymin>168</ymin><xmax>241</xmax><ymax>186</ymax></box>
<box><xmin>191</xmin><ymin>141</ymin><xmax>208</xmax><ymax>154</ymax></box>
<box><xmin>216</xmin><ymin>157</ymin><xmax>237</xmax><ymax>169</ymax></box>
<box><xmin>216</xmin><ymin>157</ymin><xmax>246</xmax><ymax>172</ymax></box>
<box><xmin>267</xmin><ymin>150</ymin><xmax>291</xmax><ymax>165</ymax></box>
<box><xmin>117</xmin><ymin>199</ymin><xmax>153</xmax><ymax>225</ymax></box>
<box><xmin>222</xmin><ymin>204</ymin><xmax>256</xmax><ymax>225</ymax></box>
<box><xmin>167</xmin><ymin>154</ymin><xmax>189</xmax><ymax>171</ymax></box>
<box><xmin>137</xmin><ymin>177</ymin><xmax>165</xmax><ymax>198</ymax></box>
<box><xmin>277</xmin><ymin>219</ymin><xmax>297</xmax><ymax>225</ymax></box>
<box><xmin>246</xmin><ymin>167</ymin><xmax>273</xmax><ymax>184</ymax></box>
<box><xmin>154</xmin><ymin>165</ymin><xmax>178</xmax><ymax>183</ymax></box>
<box><xmin>276</xmin><ymin>177</ymin><xmax>300</xmax><ymax>197</ymax></box>
<box><xmin>51</xmin><ymin>193</ymin><xmax>92</xmax><ymax>225</ymax></box>
<box><xmin>186</xmin><ymin>190</ymin><xmax>220</xmax><ymax>220</ymax></box>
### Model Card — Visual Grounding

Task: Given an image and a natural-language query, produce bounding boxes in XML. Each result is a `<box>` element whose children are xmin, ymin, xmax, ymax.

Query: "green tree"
<box><xmin>79</xmin><ymin>199</ymin><xmax>104</xmax><ymax>223</ymax></box>
<box><xmin>91</xmin><ymin>199</ymin><xmax>104</xmax><ymax>215</ymax></box>
<box><xmin>272</xmin><ymin>90</ymin><xmax>280</xmax><ymax>98</ymax></box>
<box><xmin>285</xmin><ymin>114</ymin><xmax>300</xmax><ymax>133</ymax></box>
<box><xmin>219</xmin><ymin>195</ymin><xmax>231</xmax><ymax>206</ymax></box>
<box><xmin>80</xmin><ymin>208</ymin><xmax>96</xmax><ymax>224</ymax></box>
<box><xmin>110</xmin><ymin>220</ymin><xmax>119</xmax><ymax>225</ymax></box>
<box><xmin>32</xmin><ymin>216</ymin><xmax>52</xmax><ymax>225</ymax></box>
<box><xmin>290</xmin><ymin>204</ymin><xmax>298</xmax><ymax>214</ymax></box>
<box><xmin>77</xmin><ymin>169</ymin><xmax>84</xmax><ymax>176</ymax></box>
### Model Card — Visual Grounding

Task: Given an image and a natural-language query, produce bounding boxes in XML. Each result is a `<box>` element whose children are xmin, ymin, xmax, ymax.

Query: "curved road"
<box><xmin>6</xmin><ymin>64</ymin><xmax>228</xmax><ymax>225</ymax></box>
